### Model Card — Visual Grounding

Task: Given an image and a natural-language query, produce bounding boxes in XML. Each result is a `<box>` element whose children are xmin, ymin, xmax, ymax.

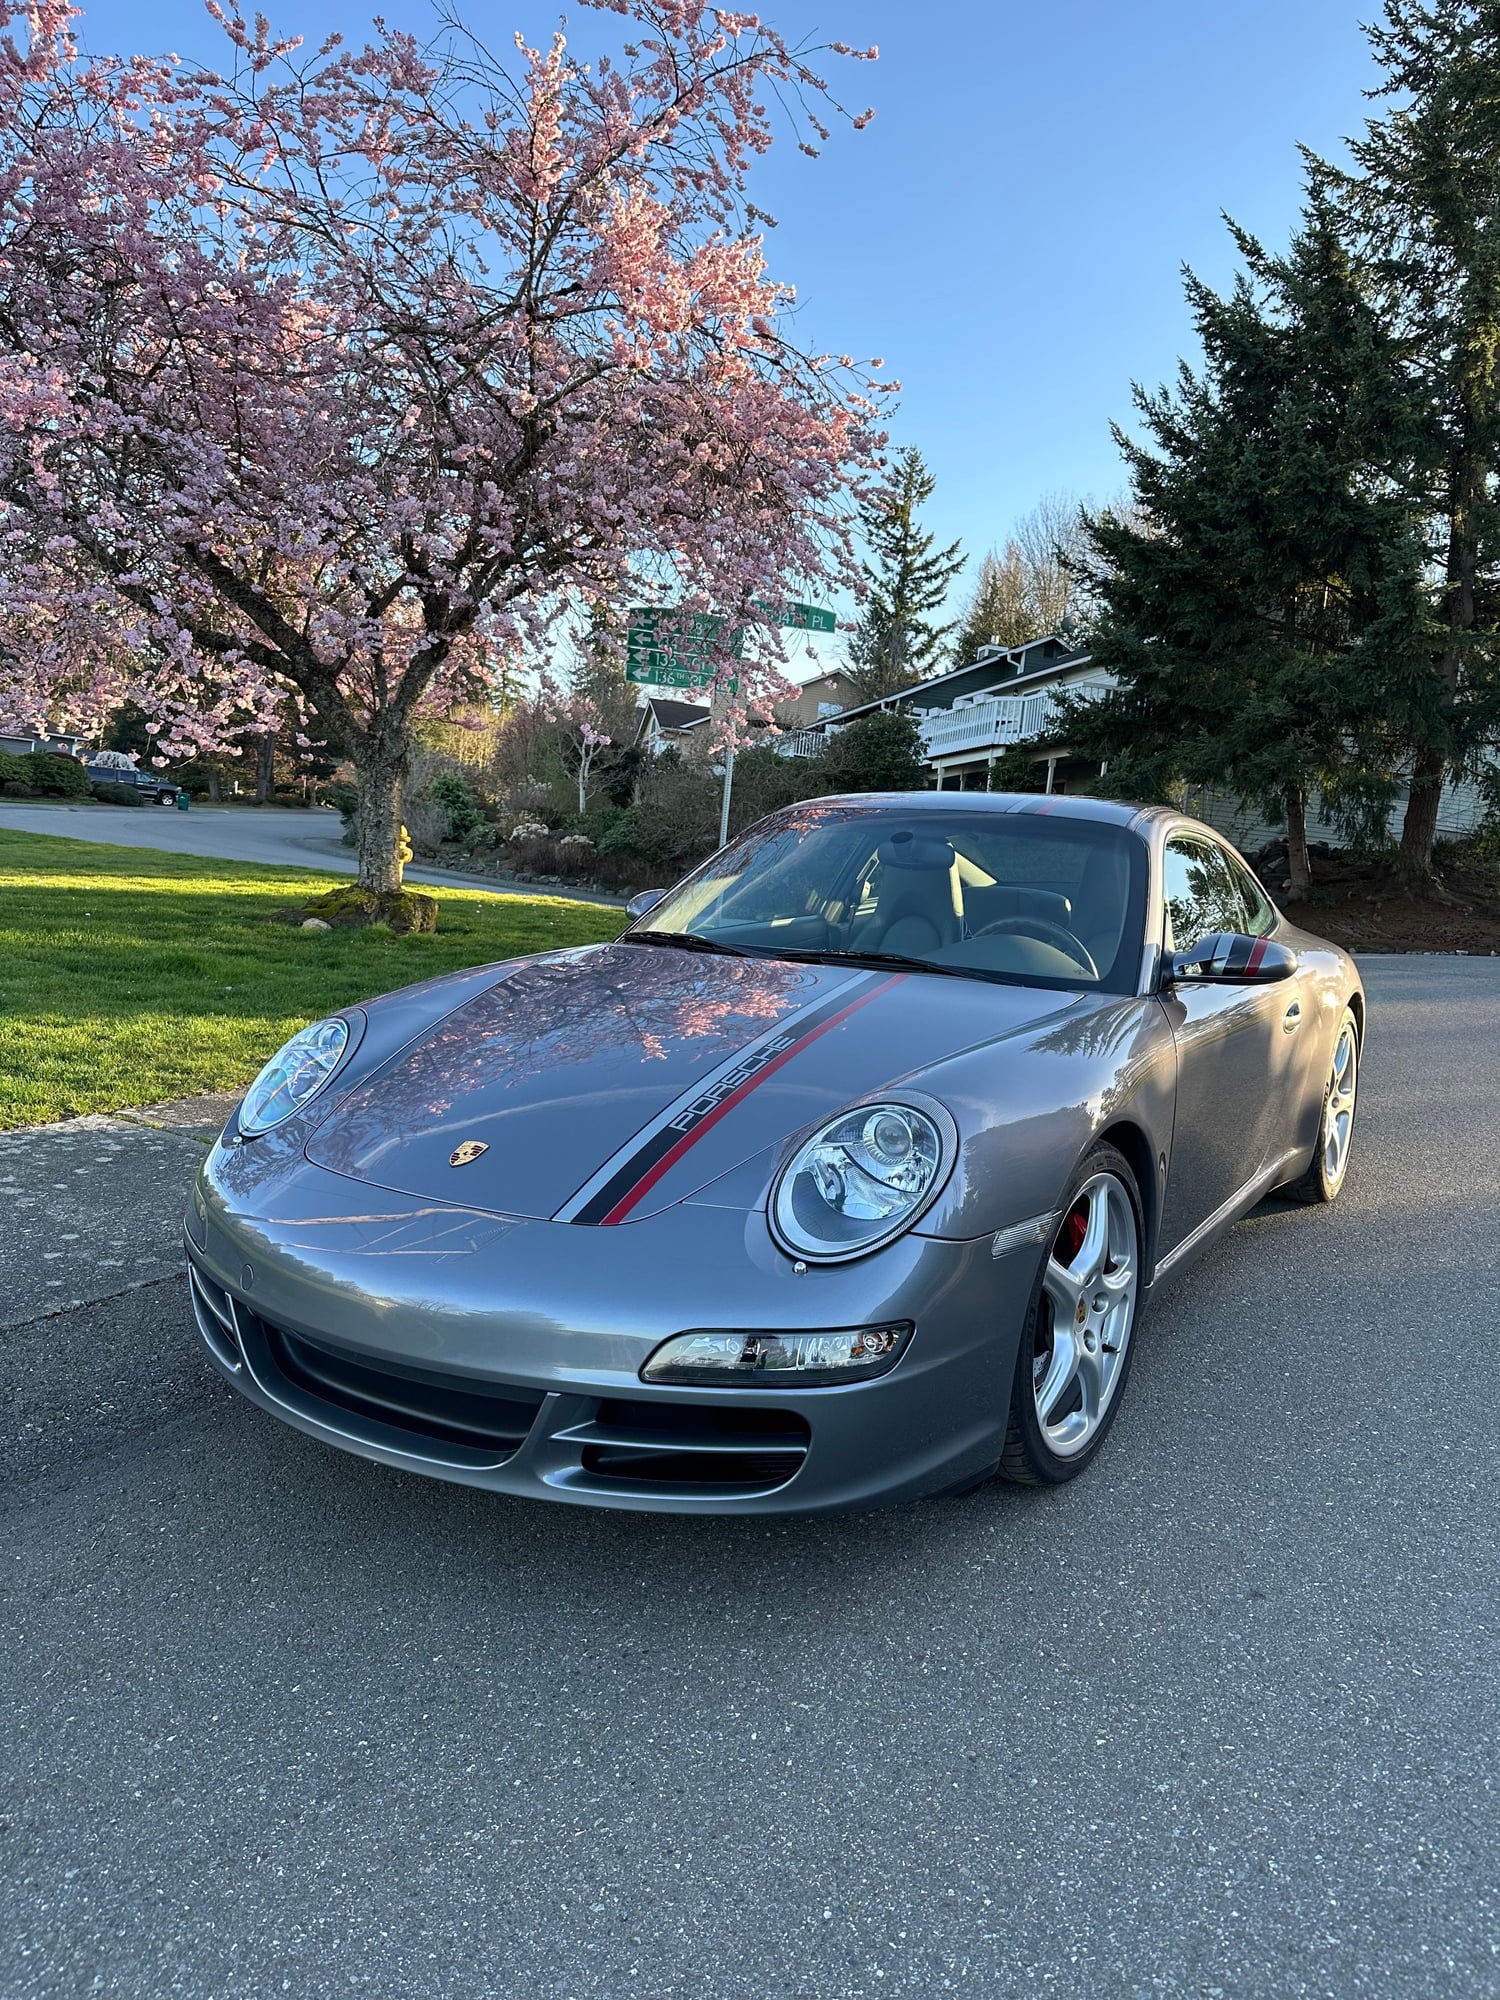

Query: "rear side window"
<box><xmin>1162</xmin><ymin>837</ymin><xmax>1252</xmax><ymax>951</ymax></box>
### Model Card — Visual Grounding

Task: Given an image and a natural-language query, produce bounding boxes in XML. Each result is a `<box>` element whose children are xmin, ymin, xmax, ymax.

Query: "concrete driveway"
<box><xmin>0</xmin><ymin>798</ymin><xmax>626</xmax><ymax>906</ymax></box>
<box><xmin>3</xmin><ymin>957</ymin><xmax>1498</xmax><ymax>1999</ymax></box>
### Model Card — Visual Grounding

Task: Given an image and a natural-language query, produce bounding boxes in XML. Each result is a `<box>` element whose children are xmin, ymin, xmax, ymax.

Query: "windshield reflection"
<box><xmin>635</xmin><ymin>805</ymin><xmax>1149</xmax><ymax>996</ymax></box>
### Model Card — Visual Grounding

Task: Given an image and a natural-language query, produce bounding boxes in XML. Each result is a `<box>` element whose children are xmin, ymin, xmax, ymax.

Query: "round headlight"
<box><xmin>238</xmin><ymin>1017</ymin><xmax>350</xmax><ymax>1136</ymax></box>
<box><xmin>770</xmin><ymin>1100</ymin><xmax>953</xmax><ymax>1263</ymax></box>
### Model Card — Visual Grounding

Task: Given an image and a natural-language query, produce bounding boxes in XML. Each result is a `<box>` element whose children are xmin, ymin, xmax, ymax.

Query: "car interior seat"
<box><xmin>856</xmin><ymin>831</ymin><xmax>963</xmax><ymax>956</ymax></box>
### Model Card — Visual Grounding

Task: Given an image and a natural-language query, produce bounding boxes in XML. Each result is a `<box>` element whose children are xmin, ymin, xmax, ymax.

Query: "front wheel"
<box><xmin>1282</xmin><ymin>1006</ymin><xmax>1359</xmax><ymax>1204</ymax></box>
<box><xmin>998</xmin><ymin>1143</ymin><xmax>1144</xmax><ymax>1487</ymax></box>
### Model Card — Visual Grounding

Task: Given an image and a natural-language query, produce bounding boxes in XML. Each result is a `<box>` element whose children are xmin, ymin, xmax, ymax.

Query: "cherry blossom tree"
<box><xmin>0</xmin><ymin>1</ymin><xmax>885</xmax><ymax>890</ymax></box>
<box><xmin>554</xmin><ymin>699</ymin><xmax>612</xmax><ymax>815</ymax></box>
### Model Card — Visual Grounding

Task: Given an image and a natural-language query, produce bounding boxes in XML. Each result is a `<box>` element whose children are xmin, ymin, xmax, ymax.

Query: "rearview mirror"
<box><xmin>1166</xmin><ymin>932</ymin><xmax>1298</xmax><ymax>984</ymax></box>
<box><xmin>626</xmin><ymin>889</ymin><xmax>667</xmax><ymax>920</ymax></box>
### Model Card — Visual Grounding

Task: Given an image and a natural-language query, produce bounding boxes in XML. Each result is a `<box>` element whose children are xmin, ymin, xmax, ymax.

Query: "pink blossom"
<box><xmin>0</xmin><ymin>0</ymin><xmax>887</xmax><ymax>884</ymax></box>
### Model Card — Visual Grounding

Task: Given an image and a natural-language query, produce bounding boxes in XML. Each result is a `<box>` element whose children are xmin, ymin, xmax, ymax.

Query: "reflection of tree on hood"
<box><xmin>329</xmin><ymin>950</ymin><xmax>820</xmax><ymax>1143</ymax></box>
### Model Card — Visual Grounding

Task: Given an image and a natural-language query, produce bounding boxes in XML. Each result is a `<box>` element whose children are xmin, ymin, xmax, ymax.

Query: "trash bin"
<box><xmin>176</xmin><ymin>789</ymin><xmax>190</xmax><ymax>811</ymax></box>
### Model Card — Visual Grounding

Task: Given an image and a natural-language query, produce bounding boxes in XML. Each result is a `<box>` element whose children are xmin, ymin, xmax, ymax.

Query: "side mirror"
<box><xmin>1166</xmin><ymin>932</ymin><xmax>1298</xmax><ymax>984</ymax></box>
<box><xmin>626</xmin><ymin>889</ymin><xmax>667</xmax><ymax>920</ymax></box>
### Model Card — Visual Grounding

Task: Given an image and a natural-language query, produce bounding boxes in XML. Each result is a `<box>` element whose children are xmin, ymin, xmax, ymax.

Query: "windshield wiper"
<box><xmin>620</xmin><ymin>930</ymin><xmax>754</xmax><ymax>958</ymax></box>
<box><xmin>764</xmin><ymin>946</ymin><xmax>1003</xmax><ymax>983</ymax></box>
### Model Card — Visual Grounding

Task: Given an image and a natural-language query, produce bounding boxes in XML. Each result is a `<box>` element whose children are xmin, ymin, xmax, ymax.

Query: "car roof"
<box><xmin>811</xmin><ymin>791</ymin><xmax>1172</xmax><ymax>835</ymax></box>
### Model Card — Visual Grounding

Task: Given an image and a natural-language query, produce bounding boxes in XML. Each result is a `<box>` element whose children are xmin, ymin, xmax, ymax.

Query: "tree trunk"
<box><xmin>1399</xmin><ymin>445</ymin><xmax>1477</xmax><ymax>886</ymax></box>
<box><xmin>255</xmin><ymin>729</ymin><xmax>276</xmax><ymax>804</ymax></box>
<box><xmin>354</xmin><ymin>735</ymin><xmax>409</xmax><ymax>893</ymax></box>
<box><xmin>207</xmin><ymin>766</ymin><xmax>220</xmax><ymax>802</ymax></box>
<box><xmin>1396</xmin><ymin>746</ymin><xmax>1446</xmax><ymax>885</ymax></box>
<box><xmin>1283</xmin><ymin>786</ymin><xmax>1312</xmax><ymax>900</ymax></box>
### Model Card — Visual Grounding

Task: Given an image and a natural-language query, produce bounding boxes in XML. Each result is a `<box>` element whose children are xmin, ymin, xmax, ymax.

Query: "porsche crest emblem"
<box><xmin>448</xmin><ymin>1140</ymin><xmax>489</xmax><ymax>1168</ymax></box>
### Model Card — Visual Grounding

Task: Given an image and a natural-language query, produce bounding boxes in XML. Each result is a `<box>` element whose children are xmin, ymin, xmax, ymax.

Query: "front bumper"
<box><xmin>186</xmin><ymin>1149</ymin><xmax>1041</xmax><ymax>1515</ymax></box>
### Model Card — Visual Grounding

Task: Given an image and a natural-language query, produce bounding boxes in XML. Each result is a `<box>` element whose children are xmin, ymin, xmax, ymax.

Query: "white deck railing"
<box><xmin>773</xmin><ymin>727</ymin><xmax>830</xmax><ymax>759</ymax></box>
<box><xmin>772</xmin><ymin>682</ymin><xmax>1102</xmax><ymax>763</ymax></box>
<box><xmin>918</xmin><ymin>691</ymin><xmax>1061</xmax><ymax>760</ymax></box>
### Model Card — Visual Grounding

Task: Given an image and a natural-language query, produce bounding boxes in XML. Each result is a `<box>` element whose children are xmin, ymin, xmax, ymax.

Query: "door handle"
<box><xmin>1282</xmin><ymin>1000</ymin><xmax>1302</xmax><ymax>1032</ymax></box>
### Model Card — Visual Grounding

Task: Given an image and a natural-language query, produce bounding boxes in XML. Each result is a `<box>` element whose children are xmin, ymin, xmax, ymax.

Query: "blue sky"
<box><xmin>82</xmin><ymin>0</ymin><xmax>1380</xmax><ymax>646</ymax></box>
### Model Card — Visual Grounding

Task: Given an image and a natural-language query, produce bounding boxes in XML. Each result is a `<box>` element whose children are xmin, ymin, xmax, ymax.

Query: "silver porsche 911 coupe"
<box><xmin>186</xmin><ymin>793</ymin><xmax>1363</xmax><ymax>1513</ymax></box>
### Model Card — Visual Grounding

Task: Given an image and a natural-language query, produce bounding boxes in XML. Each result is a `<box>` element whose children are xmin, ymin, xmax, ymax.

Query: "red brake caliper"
<box><xmin>1058</xmin><ymin>1199</ymin><xmax>1089</xmax><ymax>1266</ymax></box>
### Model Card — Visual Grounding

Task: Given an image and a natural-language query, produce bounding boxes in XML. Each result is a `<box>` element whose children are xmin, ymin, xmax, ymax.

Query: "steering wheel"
<box><xmin>972</xmin><ymin>916</ymin><xmax>1099</xmax><ymax>979</ymax></box>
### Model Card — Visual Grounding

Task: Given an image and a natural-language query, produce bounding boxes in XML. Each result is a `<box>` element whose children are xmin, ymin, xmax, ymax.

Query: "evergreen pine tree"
<box><xmin>1062</xmin><ymin>204</ymin><xmax>1430</xmax><ymax>896</ymax></box>
<box><xmin>1310</xmin><ymin>0</ymin><xmax>1500</xmax><ymax>879</ymax></box>
<box><xmin>845</xmin><ymin>447</ymin><xmax>965</xmax><ymax>700</ymax></box>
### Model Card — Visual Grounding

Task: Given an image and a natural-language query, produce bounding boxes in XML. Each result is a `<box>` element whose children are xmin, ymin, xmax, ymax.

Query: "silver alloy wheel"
<box><xmin>1322</xmin><ymin>1020</ymin><xmax>1358</xmax><ymax>1187</ymax></box>
<box><xmin>1034</xmin><ymin>1172</ymin><xmax>1140</xmax><ymax>1459</ymax></box>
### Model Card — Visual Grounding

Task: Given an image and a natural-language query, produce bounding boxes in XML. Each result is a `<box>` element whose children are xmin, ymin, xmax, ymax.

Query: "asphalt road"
<box><xmin>4</xmin><ymin>956</ymin><xmax>1499</xmax><ymax>1999</ymax></box>
<box><xmin>0</xmin><ymin>799</ymin><xmax>627</xmax><ymax>907</ymax></box>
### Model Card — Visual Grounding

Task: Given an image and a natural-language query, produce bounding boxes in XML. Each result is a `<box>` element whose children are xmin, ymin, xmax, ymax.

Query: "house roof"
<box><xmin>818</xmin><ymin>637</ymin><xmax>1093</xmax><ymax>730</ymax></box>
<box><xmin>637</xmin><ymin>696</ymin><xmax>711</xmax><ymax>732</ymax></box>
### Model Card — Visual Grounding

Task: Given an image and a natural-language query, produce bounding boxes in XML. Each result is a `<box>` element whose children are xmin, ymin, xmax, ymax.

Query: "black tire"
<box><xmin>998</xmin><ymin>1142</ymin><xmax>1145</xmax><ymax>1487</ymax></box>
<box><xmin>1281</xmin><ymin>1005</ymin><xmax>1360</xmax><ymax>1205</ymax></box>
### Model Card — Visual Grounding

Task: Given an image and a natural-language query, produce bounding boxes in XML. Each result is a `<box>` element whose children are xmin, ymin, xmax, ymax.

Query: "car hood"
<box><xmin>304</xmin><ymin>942</ymin><xmax>1083</xmax><ymax>1222</ymax></box>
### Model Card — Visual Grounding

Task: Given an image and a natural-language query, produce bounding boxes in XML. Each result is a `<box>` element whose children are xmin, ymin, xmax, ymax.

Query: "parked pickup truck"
<box><xmin>83</xmin><ymin>756</ymin><xmax>184</xmax><ymax>805</ymax></box>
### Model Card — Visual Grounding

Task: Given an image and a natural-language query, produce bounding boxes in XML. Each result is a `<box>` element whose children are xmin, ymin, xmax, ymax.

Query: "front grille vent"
<box><xmin>188</xmin><ymin>1262</ymin><xmax>240</xmax><ymax>1369</ymax></box>
<box><xmin>259</xmin><ymin>1321</ymin><xmax>546</xmax><ymax>1464</ymax></box>
<box><xmin>561</xmin><ymin>1399</ymin><xmax>809</xmax><ymax>1495</ymax></box>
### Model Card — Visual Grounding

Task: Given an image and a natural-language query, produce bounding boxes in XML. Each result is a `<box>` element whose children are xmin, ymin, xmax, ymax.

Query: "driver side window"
<box><xmin>1162</xmin><ymin>836</ymin><xmax>1251</xmax><ymax>952</ymax></box>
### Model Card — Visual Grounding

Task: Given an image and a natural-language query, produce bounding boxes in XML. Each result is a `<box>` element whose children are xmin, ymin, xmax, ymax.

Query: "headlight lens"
<box><xmin>238</xmin><ymin>1017</ymin><xmax>350</xmax><ymax>1136</ymax></box>
<box><xmin>770</xmin><ymin>1101</ymin><xmax>951</xmax><ymax>1262</ymax></box>
<box><xmin>642</xmin><ymin>1324</ymin><xmax>912</xmax><ymax>1388</ymax></box>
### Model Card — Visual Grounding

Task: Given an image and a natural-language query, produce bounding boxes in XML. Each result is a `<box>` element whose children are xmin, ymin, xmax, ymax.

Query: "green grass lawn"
<box><xmin>0</xmin><ymin>831</ymin><xmax>625</xmax><ymax>1129</ymax></box>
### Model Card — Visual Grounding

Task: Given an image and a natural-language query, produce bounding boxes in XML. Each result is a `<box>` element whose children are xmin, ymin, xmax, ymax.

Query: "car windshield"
<box><xmin>630</xmin><ymin>803</ymin><xmax>1148</xmax><ymax>993</ymax></box>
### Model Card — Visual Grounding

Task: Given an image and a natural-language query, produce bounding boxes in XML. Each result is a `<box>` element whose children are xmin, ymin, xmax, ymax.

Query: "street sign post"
<box><xmin>624</xmin><ymin>599</ymin><xmax>835</xmax><ymax>846</ymax></box>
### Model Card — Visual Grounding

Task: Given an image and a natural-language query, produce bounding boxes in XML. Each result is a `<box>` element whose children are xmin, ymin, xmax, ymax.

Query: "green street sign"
<box><xmin>626</xmin><ymin>606</ymin><xmax>743</xmax><ymax>689</ymax></box>
<box><xmin>626</xmin><ymin>661</ymin><xmax>738</xmax><ymax>693</ymax></box>
<box><xmin>624</xmin><ymin>598</ymin><xmax>830</xmax><ymax>690</ymax></box>
<box><xmin>750</xmin><ymin>598</ymin><xmax>836</xmax><ymax>634</ymax></box>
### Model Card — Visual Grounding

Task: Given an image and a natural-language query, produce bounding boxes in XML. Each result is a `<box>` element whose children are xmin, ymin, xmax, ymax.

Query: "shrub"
<box><xmin>724</xmin><ymin>742</ymin><xmax>815</xmax><ymax>834</ymax></box>
<box><xmin>496</xmin><ymin>776</ymin><xmax>555</xmax><ymax>825</ymax></box>
<box><xmin>814</xmin><ymin>709</ymin><xmax>927</xmax><ymax>793</ymax></box>
<box><xmin>90</xmin><ymin>781</ymin><xmax>146</xmax><ymax>806</ymax></box>
<box><xmin>598</xmin><ymin>758</ymin><xmax>719</xmax><ymax>873</ymax></box>
<box><xmin>320</xmin><ymin>777</ymin><xmax>358</xmax><ymax>821</ymax></box>
<box><xmin>985</xmin><ymin>741</ymin><xmax>1049</xmax><ymax>794</ymax></box>
<box><xmin>596</xmin><ymin>742</ymin><xmax>643</xmax><ymax>807</ymax></box>
<box><xmin>26</xmin><ymin>751</ymin><xmax>91</xmax><ymax>798</ymax></box>
<box><xmin>429</xmin><ymin>769</ymin><xmax>482</xmax><ymax>841</ymax></box>
<box><xmin>501</xmin><ymin>831</ymin><xmax>602</xmax><ymax>878</ymax></box>
<box><xmin>0</xmin><ymin>749</ymin><xmax>31</xmax><ymax>789</ymax></box>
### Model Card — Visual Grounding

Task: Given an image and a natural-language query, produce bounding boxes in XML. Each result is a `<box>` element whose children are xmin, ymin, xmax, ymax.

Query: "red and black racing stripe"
<box><xmin>564</xmin><ymin>974</ymin><xmax>904</xmax><ymax>1227</ymax></box>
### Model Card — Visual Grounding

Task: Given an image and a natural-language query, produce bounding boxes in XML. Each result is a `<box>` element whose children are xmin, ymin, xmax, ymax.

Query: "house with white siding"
<box><xmin>779</xmin><ymin>635</ymin><xmax>1491</xmax><ymax>845</ymax></box>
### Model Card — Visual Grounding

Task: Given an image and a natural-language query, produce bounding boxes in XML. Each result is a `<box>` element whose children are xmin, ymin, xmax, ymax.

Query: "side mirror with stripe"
<box><xmin>1166</xmin><ymin>932</ymin><xmax>1299</xmax><ymax>984</ymax></box>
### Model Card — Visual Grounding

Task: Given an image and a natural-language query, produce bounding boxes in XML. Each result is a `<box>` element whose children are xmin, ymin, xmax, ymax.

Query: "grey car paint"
<box><xmin>185</xmin><ymin>794</ymin><xmax>1364</xmax><ymax>1514</ymax></box>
